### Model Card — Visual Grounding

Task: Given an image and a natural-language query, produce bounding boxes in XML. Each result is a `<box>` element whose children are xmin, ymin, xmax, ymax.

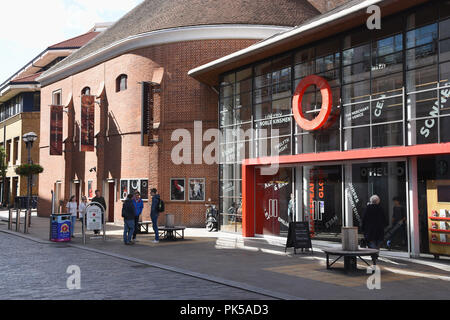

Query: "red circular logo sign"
<box><xmin>292</xmin><ymin>75</ymin><xmax>333</xmax><ymax>131</ymax></box>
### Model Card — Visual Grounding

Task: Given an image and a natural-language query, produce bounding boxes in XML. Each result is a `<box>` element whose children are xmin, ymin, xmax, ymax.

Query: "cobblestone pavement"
<box><xmin>0</xmin><ymin>233</ymin><xmax>270</xmax><ymax>300</ymax></box>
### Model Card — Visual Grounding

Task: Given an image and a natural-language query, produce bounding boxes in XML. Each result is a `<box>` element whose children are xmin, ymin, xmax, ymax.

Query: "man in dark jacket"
<box><xmin>122</xmin><ymin>194</ymin><xmax>136</xmax><ymax>245</ymax></box>
<box><xmin>151</xmin><ymin>189</ymin><xmax>161</xmax><ymax>243</ymax></box>
<box><xmin>132</xmin><ymin>192</ymin><xmax>144</xmax><ymax>241</ymax></box>
<box><xmin>362</xmin><ymin>195</ymin><xmax>387</xmax><ymax>250</ymax></box>
<box><xmin>91</xmin><ymin>190</ymin><xmax>107</xmax><ymax>235</ymax></box>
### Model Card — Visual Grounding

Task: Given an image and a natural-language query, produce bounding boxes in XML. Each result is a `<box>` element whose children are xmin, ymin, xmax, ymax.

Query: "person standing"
<box><xmin>91</xmin><ymin>190</ymin><xmax>107</xmax><ymax>235</ymax></box>
<box><xmin>288</xmin><ymin>193</ymin><xmax>296</xmax><ymax>223</ymax></box>
<box><xmin>66</xmin><ymin>196</ymin><xmax>78</xmax><ymax>238</ymax></box>
<box><xmin>150</xmin><ymin>189</ymin><xmax>161</xmax><ymax>243</ymax></box>
<box><xmin>122</xmin><ymin>194</ymin><xmax>136</xmax><ymax>245</ymax></box>
<box><xmin>132</xmin><ymin>191</ymin><xmax>144</xmax><ymax>241</ymax></box>
<box><xmin>79</xmin><ymin>196</ymin><xmax>88</xmax><ymax>230</ymax></box>
<box><xmin>362</xmin><ymin>195</ymin><xmax>387</xmax><ymax>251</ymax></box>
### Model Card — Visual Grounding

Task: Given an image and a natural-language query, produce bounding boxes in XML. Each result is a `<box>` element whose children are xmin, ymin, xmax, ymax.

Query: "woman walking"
<box><xmin>66</xmin><ymin>196</ymin><xmax>78</xmax><ymax>238</ymax></box>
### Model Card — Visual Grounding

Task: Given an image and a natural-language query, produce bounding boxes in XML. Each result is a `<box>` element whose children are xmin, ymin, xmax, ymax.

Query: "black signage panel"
<box><xmin>285</xmin><ymin>222</ymin><xmax>313</xmax><ymax>254</ymax></box>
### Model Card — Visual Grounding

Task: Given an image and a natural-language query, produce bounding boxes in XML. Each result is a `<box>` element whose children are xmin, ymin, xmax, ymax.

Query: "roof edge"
<box><xmin>37</xmin><ymin>24</ymin><xmax>292</xmax><ymax>87</ymax></box>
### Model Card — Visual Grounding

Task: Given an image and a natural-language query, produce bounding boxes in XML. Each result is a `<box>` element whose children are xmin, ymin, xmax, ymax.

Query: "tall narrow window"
<box><xmin>52</xmin><ymin>90</ymin><xmax>62</xmax><ymax>106</ymax></box>
<box><xmin>116</xmin><ymin>74</ymin><xmax>128</xmax><ymax>92</ymax></box>
<box><xmin>13</xmin><ymin>137</ymin><xmax>19</xmax><ymax>165</ymax></box>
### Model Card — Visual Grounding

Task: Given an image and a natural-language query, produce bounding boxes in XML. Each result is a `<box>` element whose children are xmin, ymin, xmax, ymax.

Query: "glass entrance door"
<box><xmin>303</xmin><ymin>165</ymin><xmax>343</xmax><ymax>241</ymax></box>
<box><xmin>255</xmin><ymin>167</ymin><xmax>293</xmax><ymax>237</ymax></box>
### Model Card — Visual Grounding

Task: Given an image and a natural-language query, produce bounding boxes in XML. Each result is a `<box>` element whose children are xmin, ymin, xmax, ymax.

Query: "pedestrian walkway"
<box><xmin>1</xmin><ymin>216</ymin><xmax>449</xmax><ymax>300</ymax></box>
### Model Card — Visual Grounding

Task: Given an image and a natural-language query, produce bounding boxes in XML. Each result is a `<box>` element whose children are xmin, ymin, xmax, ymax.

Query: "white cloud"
<box><xmin>0</xmin><ymin>0</ymin><xmax>143</xmax><ymax>84</ymax></box>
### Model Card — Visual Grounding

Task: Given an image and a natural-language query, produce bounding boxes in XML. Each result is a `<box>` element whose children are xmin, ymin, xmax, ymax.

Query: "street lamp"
<box><xmin>22</xmin><ymin>132</ymin><xmax>38</xmax><ymax>230</ymax></box>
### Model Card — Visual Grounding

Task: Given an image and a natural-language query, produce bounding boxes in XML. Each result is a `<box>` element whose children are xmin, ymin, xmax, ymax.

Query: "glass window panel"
<box><xmin>442</xmin><ymin>2</ymin><xmax>450</xmax><ymax>20</ymax></box>
<box><xmin>255</xmin><ymin>138</ymin><xmax>271</xmax><ymax>158</ymax></box>
<box><xmin>222</xmin><ymin>73</ymin><xmax>235</xmax><ymax>84</ymax></box>
<box><xmin>440</xmin><ymin>38</ymin><xmax>450</xmax><ymax>63</ymax></box>
<box><xmin>372</xmin><ymin>96</ymin><xmax>403</xmax><ymax>124</ymax></box>
<box><xmin>316</xmin><ymin>128</ymin><xmax>340</xmax><ymax>152</ymax></box>
<box><xmin>406</xmin><ymin>43</ymin><xmax>438</xmax><ymax>70</ymax></box>
<box><xmin>371</xmin><ymin>72</ymin><xmax>403</xmax><ymax>99</ymax></box>
<box><xmin>255</xmin><ymin>119</ymin><xmax>272</xmax><ymax>140</ymax></box>
<box><xmin>407</xmin><ymin>90</ymin><xmax>438</xmax><ymax>119</ymax></box>
<box><xmin>272</xmin><ymin>98</ymin><xmax>292</xmax><ymax>117</ymax></box>
<box><xmin>220</xmin><ymin>97</ymin><xmax>234</xmax><ymax>127</ymax></box>
<box><xmin>254</xmin><ymin>102</ymin><xmax>271</xmax><ymax>120</ymax></box>
<box><xmin>344</xmin><ymin>126</ymin><xmax>370</xmax><ymax>150</ymax></box>
<box><xmin>343</xmin><ymin>43</ymin><xmax>371</xmax><ymax>65</ymax></box>
<box><xmin>343</xmin><ymin>103</ymin><xmax>370</xmax><ymax>127</ymax></box>
<box><xmin>272</xmin><ymin>116</ymin><xmax>292</xmax><ymax>136</ymax></box>
<box><xmin>406</xmin><ymin>23</ymin><xmax>438</xmax><ymax>48</ymax></box>
<box><xmin>343</xmin><ymin>80</ymin><xmax>370</xmax><ymax>104</ymax></box>
<box><xmin>373</xmin><ymin>34</ymin><xmax>403</xmax><ymax>57</ymax></box>
<box><xmin>272</xmin><ymin>82</ymin><xmax>291</xmax><ymax>100</ymax></box>
<box><xmin>440</xmin><ymin>116</ymin><xmax>450</xmax><ymax>142</ymax></box>
<box><xmin>236</xmin><ymin>78</ymin><xmax>252</xmax><ymax>94</ymax></box>
<box><xmin>317</xmin><ymin>69</ymin><xmax>340</xmax><ymax>84</ymax></box>
<box><xmin>343</xmin><ymin>61</ymin><xmax>371</xmax><ymax>84</ymax></box>
<box><xmin>343</xmin><ymin>27</ymin><xmax>369</xmax><ymax>50</ymax></box>
<box><xmin>271</xmin><ymin>136</ymin><xmax>291</xmax><ymax>156</ymax></box>
<box><xmin>234</xmin><ymin>106</ymin><xmax>251</xmax><ymax>124</ymax></box>
<box><xmin>409</xmin><ymin>119</ymin><xmax>438</xmax><ymax>145</ymax></box>
<box><xmin>221</xmin><ymin>144</ymin><xmax>236</xmax><ymax>163</ymax></box>
<box><xmin>296</xmin><ymin>134</ymin><xmax>315</xmax><ymax>154</ymax></box>
<box><xmin>301</xmin><ymin>87</ymin><xmax>322</xmax><ymax>121</ymax></box>
<box><xmin>294</xmin><ymin>61</ymin><xmax>314</xmax><ymax>79</ymax></box>
<box><xmin>406</xmin><ymin>65</ymin><xmax>438</xmax><ymax>92</ymax></box>
<box><xmin>440</xmin><ymin>87</ymin><xmax>450</xmax><ymax>115</ymax></box>
<box><xmin>316</xmin><ymin>53</ymin><xmax>340</xmax><ymax>73</ymax></box>
<box><xmin>440</xmin><ymin>61</ymin><xmax>450</xmax><ymax>86</ymax></box>
<box><xmin>235</xmin><ymin>91</ymin><xmax>251</xmax><ymax>108</ymax></box>
<box><xmin>220</xmin><ymin>84</ymin><xmax>234</xmax><ymax>99</ymax></box>
<box><xmin>253</xmin><ymin>86</ymin><xmax>271</xmax><ymax>104</ymax></box>
<box><xmin>372</xmin><ymin>122</ymin><xmax>403</xmax><ymax>147</ymax></box>
<box><xmin>272</xmin><ymin>67</ymin><xmax>291</xmax><ymax>84</ymax></box>
<box><xmin>254</xmin><ymin>74</ymin><xmax>271</xmax><ymax>89</ymax></box>
<box><xmin>372</xmin><ymin>52</ymin><xmax>403</xmax><ymax>78</ymax></box>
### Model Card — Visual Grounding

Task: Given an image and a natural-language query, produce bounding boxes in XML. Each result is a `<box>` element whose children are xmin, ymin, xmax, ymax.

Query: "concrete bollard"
<box><xmin>342</xmin><ymin>227</ymin><xmax>359</xmax><ymax>251</ymax></box>
<box><xmin>8</xmin><ymin>208</ymin><xmax>13</xmax><ymax>230</ymax></box>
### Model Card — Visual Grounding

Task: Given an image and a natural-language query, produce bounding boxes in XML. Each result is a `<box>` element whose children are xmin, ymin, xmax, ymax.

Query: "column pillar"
<box><xmin>408</xmin><ymin>157</ymin><xmax>421</xmax><ymax>258</ymax></box>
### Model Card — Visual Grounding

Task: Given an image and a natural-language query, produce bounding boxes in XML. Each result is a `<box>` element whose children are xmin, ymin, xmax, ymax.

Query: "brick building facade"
<box><xmin>37</xmin><ymin>0</ymin><xmax>320</xmax><ymax>226</ymax></box>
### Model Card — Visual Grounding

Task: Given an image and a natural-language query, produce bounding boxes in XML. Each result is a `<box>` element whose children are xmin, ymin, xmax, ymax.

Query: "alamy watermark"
<box><xmin>367</xmin><ymin>266</ymin><xmax>382</xmax><ymax>290</ymax></box>
<box><xmin>367</xmin><ymin>5</ymin><xmax>381</xmax><ymax>30</ymax></box>
<box><xmin>171</xmin><ymin>121</ymin><xmax>281</xmax><ymax>175</ymax></box>
<box><xmin>66</xmin><ymin>265</ymin><xmax>81</xmax><ymax>290</ymax></box>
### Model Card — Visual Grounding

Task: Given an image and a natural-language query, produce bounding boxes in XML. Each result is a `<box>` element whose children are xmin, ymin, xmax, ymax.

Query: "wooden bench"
<box><xmin>137</xmin><ymin>221</ymin><xmax>152</xmax><ymax>234</ymax></box>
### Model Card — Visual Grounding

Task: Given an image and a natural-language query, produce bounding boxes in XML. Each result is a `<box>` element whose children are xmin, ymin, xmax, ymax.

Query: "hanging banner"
<box><xmin>50</xmin><ymin>105</ymin><xmax>63</xmax><ymax>155</ymax></box>
<box><xmin>81</xmin><ymin>95</ymin><xmax>95</xmax><ymax>152</ymax></box>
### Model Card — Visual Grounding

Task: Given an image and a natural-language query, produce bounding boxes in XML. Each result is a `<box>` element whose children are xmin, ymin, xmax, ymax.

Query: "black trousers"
<box><xmin>133</xmin><ymin>216</ymin><xmax>140</xmax><ymax>239</ymax></box>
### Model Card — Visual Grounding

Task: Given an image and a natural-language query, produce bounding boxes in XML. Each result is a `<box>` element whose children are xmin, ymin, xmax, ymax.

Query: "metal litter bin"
<box><xmin>50</xmin><ymin>214</ymin><xmax>72</xmax><ymax>242</ymax></box>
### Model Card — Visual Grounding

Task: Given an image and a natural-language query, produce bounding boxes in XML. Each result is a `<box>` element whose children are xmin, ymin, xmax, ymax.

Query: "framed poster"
<box><xmin>129</xmin><ymin>179</ymin><xmax>140</xmax><ymax>195</ymax></box>
<box><xmin>87</xmin><ymin>181</ymin><xmax>94</xmax><ymax>199</ymax></box>
<box><xmin>120</xmin><ymin>180</ymin><xmax>129</xmax><ymax>201</ymax></box>
<box><xmin>140</xmin><ymin>179</ymin><xmax>149</xmax><ymax>200</ymax></box>
<box><xmin>189</xmin><ymin>178</ymin><xmax>205</xmax><ymax>202</ymax></box>
<box><xmin>171</xmin><ymin>178</ymin><xmax>185</xmax><ymax>202</ymax></box>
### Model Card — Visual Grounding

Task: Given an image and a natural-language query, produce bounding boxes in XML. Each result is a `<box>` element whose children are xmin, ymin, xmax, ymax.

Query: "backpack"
<box><xmin>158</xmin><ymin>199</ymin><xmax>165</xmax><ymax>213</ymax></box>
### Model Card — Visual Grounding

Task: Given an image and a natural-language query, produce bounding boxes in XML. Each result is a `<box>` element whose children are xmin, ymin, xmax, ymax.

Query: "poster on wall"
<box><xmin>171</xmin><ymin>179</ymin><xmax>185</xmax><ymax>201</ymax></box>
<box><xmin>50</xmin><ymin>105</ymin><xmax>63</xmax><ymax>156</ymax></box>
<box><xmin>120</xmin><ymin>180</ymin><xmax>129</xmax><ymax>201</ymax></box>
<box><xmin>189</xmin><ymin>178</ymin><xmax>205</xmax><ymax>202</ymax></box>
<box><xmin>140</xmin><ymin>180</ymin><xmax>149</xmax><ymax>200</ymax></box>
<box><xmin>81</xmin><ymin>95</ymin><xmax>95</xmax><ymax>152</ymax></box>
<box><xmin>129</xmin><ymin>179</ymin><xmax>140</xmax><ymax>195</ymax></box>
<box><xmin>88</xmin><ymin>181</ymin><xmax>94</xmax><ymax>199</ymax></box>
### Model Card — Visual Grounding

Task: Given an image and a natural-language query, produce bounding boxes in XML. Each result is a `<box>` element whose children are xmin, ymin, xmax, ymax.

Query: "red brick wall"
<box><xmin>39</xmin><ymin>39</ymin><xmax>256</xmax><ymax>227</ymax></box>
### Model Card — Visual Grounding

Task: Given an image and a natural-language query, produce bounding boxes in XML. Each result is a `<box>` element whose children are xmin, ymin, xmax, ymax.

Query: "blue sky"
<box><xmin>0</xmin><ymin>0</ymin><xmax>143</xmax><ymax>84</ymax></box>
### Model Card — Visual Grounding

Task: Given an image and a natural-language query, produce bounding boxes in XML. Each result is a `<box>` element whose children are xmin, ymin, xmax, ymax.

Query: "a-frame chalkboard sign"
<box><xmin>285</xmin><ymin>222</ymin><xmax>313</xmax><ymax>254</ymax></box>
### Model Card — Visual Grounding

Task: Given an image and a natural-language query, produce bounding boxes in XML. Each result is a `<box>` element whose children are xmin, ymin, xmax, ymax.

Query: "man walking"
<box><xmin>132</xmin><ymin>191</ymin><xmax>144</xmax><ymax>241</ymax></box>
<box><xmin>122</xmin><ymin>194</ymin><xmax>136</xmax><ymax>245</ymax></box>
<box><xmin>151</xmin><ymin>189</ymin><xmax>161</xmax><ymax>243</ymax></box>
<box><xmin>91</xmin><ymin>190</ymin><xmax>107</xmax><ymax>235</ymax></box>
